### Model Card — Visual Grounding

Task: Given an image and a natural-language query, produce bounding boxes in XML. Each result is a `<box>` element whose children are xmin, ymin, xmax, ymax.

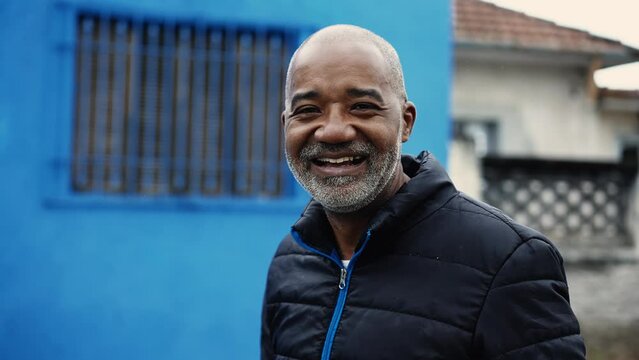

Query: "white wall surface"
<box><xmin>452</xmin><ymin>58</ymin><xmax>637</xmax><ymax>161</ymax></box>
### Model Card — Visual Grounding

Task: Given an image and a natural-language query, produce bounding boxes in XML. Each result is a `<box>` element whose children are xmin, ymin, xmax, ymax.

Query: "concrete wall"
<box><xmin>0</xmin><ymin>0</ymin><xmax>451</xmax><ymax>359</ymax></box>
<box><xmin>452</xmin><ymin>58</ymin><xmax>636</xmax><ymax>161</ymax></box>
<box><xmin>448</xmin><ymin>139</ymin><xmax>482</xmax><ymax>198</ymax></box>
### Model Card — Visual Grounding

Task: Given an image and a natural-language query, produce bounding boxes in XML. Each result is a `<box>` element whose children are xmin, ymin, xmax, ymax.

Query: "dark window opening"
<box><xmin>72</xmin><ymin>14</ymin><xmax>293</xmax><ymax>197</ymax></box>
<box><xmin>453</xmin><ymin>119</ymin><xmax>499</xmax><ymax>156</ymax></box>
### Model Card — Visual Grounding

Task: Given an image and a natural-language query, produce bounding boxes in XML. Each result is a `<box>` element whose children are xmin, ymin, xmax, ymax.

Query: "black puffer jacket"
<box><xmin>262</xmin><ymin>152</ymin><xmax>585</xmax><ymax>360</ymax></box>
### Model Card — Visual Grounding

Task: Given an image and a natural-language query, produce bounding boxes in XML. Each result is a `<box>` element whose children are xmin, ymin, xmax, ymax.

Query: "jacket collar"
<box><xmin>292</xmin><ymin>151</ymin><xmax>458</xmax><ymax>254</ymax></box>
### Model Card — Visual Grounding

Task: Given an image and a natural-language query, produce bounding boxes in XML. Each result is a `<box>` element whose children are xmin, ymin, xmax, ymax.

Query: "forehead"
<box><xmin>289</xmin><ymin>40</ymin><xmax>391</xmax><ymax>95</ymax></box>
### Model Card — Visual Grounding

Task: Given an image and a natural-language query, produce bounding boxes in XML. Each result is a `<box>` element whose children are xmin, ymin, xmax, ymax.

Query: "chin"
<box><xmin>313</xmin><ymin>183</ymin><xmax>381</xmax><ymax>213</ymax></box>
<box><xmin>320</xmin><ymin>200</ymin><xmax>370</xmax><ymax>214</ymax></box>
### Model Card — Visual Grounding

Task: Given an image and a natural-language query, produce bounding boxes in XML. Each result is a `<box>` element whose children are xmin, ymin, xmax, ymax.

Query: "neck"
<box><xmin>325</xmin><ymin>208</ymin><xmax>373</xmax><ymax>261</ymax></box>
<box><xmin>326</xmin><ymin>167</ymin><xmax>410</xmax><ymax>260</ymax></box>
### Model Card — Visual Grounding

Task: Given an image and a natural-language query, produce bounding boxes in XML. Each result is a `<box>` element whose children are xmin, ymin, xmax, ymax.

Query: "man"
<box><xmin>261</xmin><ymin>25</ymin><xmax>585</xmax><ymax>359</ymax></box>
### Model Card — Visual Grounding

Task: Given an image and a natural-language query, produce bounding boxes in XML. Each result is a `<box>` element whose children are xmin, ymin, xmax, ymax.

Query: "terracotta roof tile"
<box><xmin>455</xmin><ymin>0</ymin><xmax>635</xmax><ymax>55</ymax></box>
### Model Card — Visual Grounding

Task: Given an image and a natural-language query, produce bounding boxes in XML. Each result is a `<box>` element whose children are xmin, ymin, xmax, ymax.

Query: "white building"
<box><xmin>450</xmin><ymin>0</ymin><xmax>639</xmax><ymax>260</ymax></box>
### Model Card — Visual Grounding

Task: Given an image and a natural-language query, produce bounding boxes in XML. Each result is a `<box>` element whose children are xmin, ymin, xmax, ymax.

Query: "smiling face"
<box><xmin>283</xmin><ymin>38</ymin><xmax>415</xmax><ymax>213</ymax></box>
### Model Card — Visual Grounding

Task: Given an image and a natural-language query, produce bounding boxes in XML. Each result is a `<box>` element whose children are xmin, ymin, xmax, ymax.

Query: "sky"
<box><xmin>486</xmin><ymin>0</ymin><xmax>639</xmax><ymax>90</ymax></box>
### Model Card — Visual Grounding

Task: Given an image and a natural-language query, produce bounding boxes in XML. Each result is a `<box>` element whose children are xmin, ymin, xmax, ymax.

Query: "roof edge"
<box><xmin>455</xmin><ymin>0</ymin><xmax>639</xmax><ymax>67</ymax></box>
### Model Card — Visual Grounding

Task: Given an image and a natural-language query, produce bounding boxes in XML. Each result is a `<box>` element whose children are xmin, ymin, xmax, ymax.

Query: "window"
<box><xmin>619</xmin><ymin>135</ymin><xmax>639</xmax><ymax>167</ymax></box>
<box><xmin>453</xmin><ymin>119</ymin><xmax>499</xmax><ymax>156</ymax></box>
<box><xmin>72</xmin><ymin>13</ymin><xmax>294</xmax><ymax>198</ymax></box>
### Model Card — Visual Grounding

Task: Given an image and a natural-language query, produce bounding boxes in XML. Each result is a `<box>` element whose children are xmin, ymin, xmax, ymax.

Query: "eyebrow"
<box><xmin>290</xmin><ymin>90</ymin><xmax>320</xmax><ymax>109</ymax></box>
<box><xmin>346</xmin><ymin>88</ymin><xmax>384</xmax><ymax>103</ymax></box>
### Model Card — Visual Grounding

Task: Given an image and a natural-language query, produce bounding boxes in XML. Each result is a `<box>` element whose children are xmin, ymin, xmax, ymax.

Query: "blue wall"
<box><xmin>0</xmin><ymin>0</ymin><xmax>451</xmax><ymax>358</ymax></box>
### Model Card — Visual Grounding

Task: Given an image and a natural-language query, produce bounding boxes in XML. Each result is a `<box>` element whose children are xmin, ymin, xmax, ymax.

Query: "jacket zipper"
<box><xmin>290</xmin><ymin>228</ymin><xmax>373</xmax><ymax>360</ymax></box>
<box><xmin>338</xmin><ymin>268</ymin><xmax>347</xmax><ymax>289</ymax></box>
<box><xmin>320</xmin><ymin>262</ymin><xmax>352</xmax><ymax>360</ymax></box>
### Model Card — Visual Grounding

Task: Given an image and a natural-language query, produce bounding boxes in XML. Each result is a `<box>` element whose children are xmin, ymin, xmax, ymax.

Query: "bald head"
<box><xmin>285</xmin><ymin>25</ymin><xmax>407</xmax><ymax>109</ymax></box>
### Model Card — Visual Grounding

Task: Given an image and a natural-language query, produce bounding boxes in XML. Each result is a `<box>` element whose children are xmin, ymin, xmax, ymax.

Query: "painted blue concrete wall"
<box><xmin>0</xmin><ymin>0</ymin><xmax>451</xmax><ymax>359</ymax></box>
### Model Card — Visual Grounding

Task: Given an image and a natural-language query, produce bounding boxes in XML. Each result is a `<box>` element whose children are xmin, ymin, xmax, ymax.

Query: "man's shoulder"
<box><xmin>402</xmin><ymin>191</ymin><xmax>562</xmax><ymax>275</ymax></box>
<box><xmin>457</xmin><ymin>192</ymin><xmax>548</xmax><ymax>236</ymax></box>
<box><xmin>269</xmin><ymin>231</ymin><xmax>318</xmax><ymax>264</ymax></box>
<box><xmin>271</xmin><ymin>232</ymin><xmax>300</xmax><ymax>258</ymax></box>
<box><xmin>448</xmin><ymin>192</ymin><xmax>548</xmax><ymax>242</ymax></box>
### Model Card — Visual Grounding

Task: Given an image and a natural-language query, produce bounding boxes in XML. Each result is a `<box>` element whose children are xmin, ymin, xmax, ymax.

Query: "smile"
<box><xmin>313</xmin><ymin>156</ymin><xmax>366</xmax><ymax>166</ymax></box>
<box><xmin>310</xmin><ymin>155</ymin><xmax>368</xmax><ymax>177</ymax></box>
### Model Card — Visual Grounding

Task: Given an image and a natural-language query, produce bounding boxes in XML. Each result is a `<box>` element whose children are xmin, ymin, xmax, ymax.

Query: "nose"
<box><xmin>313</xmin><ymin>106</ymin><xmax>357</xmax><ymax>144</ymax></box>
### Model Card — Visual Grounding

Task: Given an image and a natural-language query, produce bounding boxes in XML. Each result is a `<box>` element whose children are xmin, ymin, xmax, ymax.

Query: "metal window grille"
<box><xmin>72</xmin><ymin>13</ymin><xmax>293</xmax><ymax>197</ymax></box>
<box><xmin>482</xmin><ymin>157</ymin><xmax>637</xmax><ymax>248</ymax></box>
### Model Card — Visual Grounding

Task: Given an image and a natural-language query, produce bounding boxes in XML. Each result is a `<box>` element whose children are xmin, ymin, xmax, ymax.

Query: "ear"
<box><xmin>401</xmin><ymin>101</ymin><xmax>416</xmax><ymax>143</ymax></box>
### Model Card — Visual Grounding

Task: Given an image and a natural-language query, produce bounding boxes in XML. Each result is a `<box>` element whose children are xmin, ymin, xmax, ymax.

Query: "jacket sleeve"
<box><xmin>472</xmin><ymin>237</ymin><xmax>586</xmax><ymax>359</ymax></box>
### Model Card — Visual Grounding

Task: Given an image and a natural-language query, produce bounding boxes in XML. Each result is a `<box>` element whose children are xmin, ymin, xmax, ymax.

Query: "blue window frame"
<box><xmin>44</xmin><ymin>4</ymin><xmax>309</xmax><ymax>210</ymax></box>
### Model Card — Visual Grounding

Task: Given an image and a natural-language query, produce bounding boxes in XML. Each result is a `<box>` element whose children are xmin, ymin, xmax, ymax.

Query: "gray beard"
<box><xmin>286</xmin><ymin>136</ymin><xmax>402</xmax><ymax>213</ymax></box>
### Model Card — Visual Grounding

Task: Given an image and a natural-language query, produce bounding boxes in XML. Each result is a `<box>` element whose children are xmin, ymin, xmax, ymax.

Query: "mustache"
<box><xmin>299</xmin><ymin>142</ymin><xmax>376</xmax><ymax>161</ymax></box>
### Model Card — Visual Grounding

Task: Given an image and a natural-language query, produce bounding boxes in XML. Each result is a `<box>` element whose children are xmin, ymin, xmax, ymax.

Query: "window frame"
<box><xmin>453</xmin><ymin>117</ymin><xmax>500</xmax><ymax>157</ymax></box>
<box><xmin>42</xmin><ymin>2</ymin><xmax>312</xmax><ymax>212</ymax></box>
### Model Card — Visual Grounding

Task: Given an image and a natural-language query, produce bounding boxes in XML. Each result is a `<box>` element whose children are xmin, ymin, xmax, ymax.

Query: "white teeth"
<box><xmin>317</xmin><ymin>156</ymin><xmax>361</xmax><ymax>164</ymax></box>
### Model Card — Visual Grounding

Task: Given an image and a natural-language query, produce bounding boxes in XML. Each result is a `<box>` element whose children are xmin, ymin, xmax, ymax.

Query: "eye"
<box><xmin>292</xmin><ymin>105</ymin><xmax>320</xmax><ymax>116</ymax></box>
<box><xmin>351</xmin><ymin>102</ymin><xmax>380</xmax><ymax>111</ymax></box>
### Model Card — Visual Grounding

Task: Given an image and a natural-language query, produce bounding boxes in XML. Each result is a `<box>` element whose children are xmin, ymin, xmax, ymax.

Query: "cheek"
<box><xmin>368</xmin><ymin>125</ymin><xmax>401</xmax><ymax>150</ymax></box>
<box><xmin>357</xmin><ymin>112</ymin><xmax>402</xmax><ymax>143</ymax></box>
<box><xmin>284</xmin><ymin>124</ymin><xmax>311</xmax><ymax>154</ymax></box>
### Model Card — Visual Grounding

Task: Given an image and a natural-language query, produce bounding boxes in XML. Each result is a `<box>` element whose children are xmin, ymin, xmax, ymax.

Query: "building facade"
<box><xmin>0</xmin><ymin>1</ymin><xmax>452</xmax><ymax>359</ymax></box>
<box><xmin>450</xmin><ymin>0</ymin><xmax>639</xmax><ymax>261</ymax></box>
